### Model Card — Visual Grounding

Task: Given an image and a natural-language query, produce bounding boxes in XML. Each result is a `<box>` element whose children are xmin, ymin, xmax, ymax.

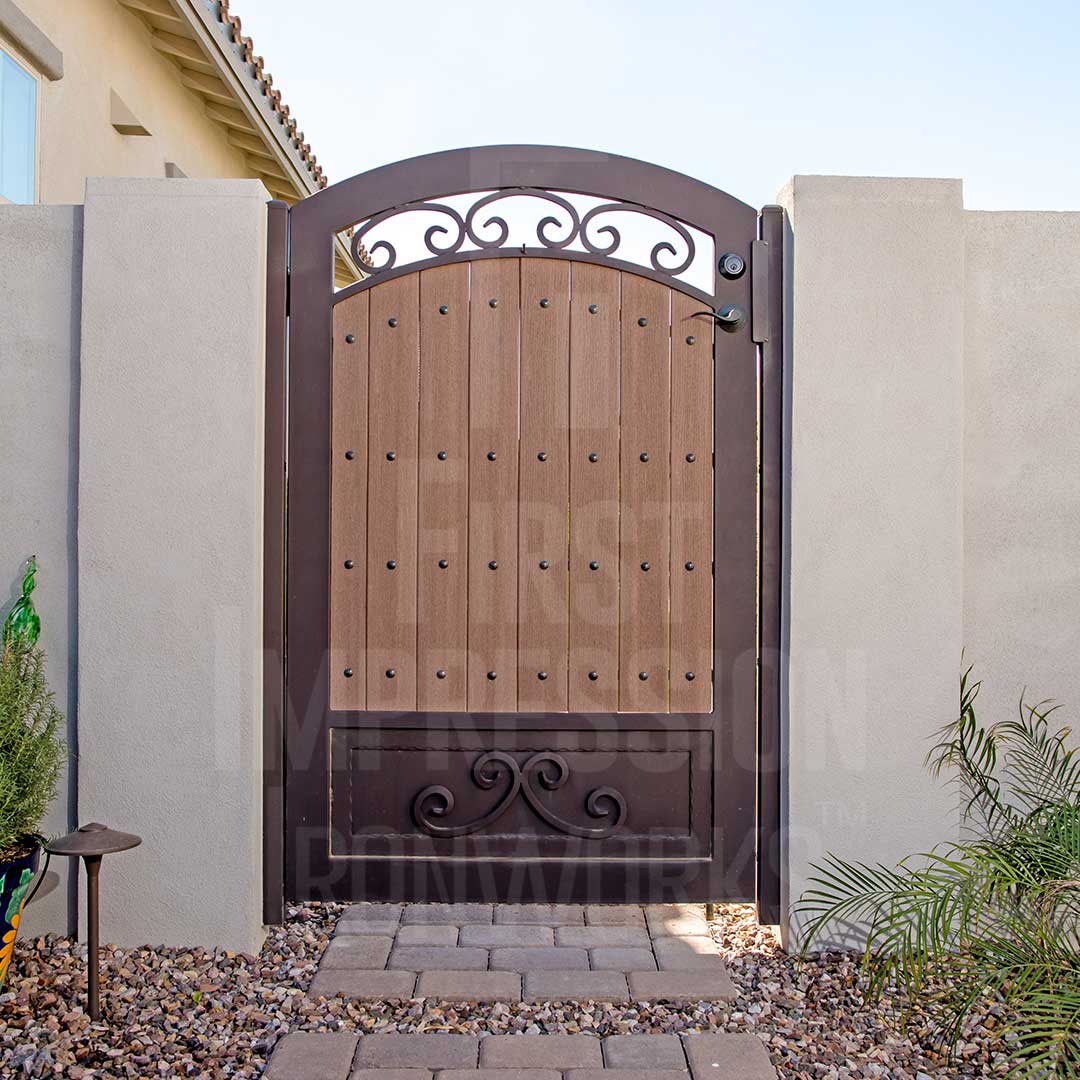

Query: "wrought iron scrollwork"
<box><xmin>413</xmin><ymin>751</ymin><xmax>627</xmax><ymax>840</ymax></box>
<box><xmin>350</xmin><ymin>188</ymin><xmax>697</xmax><ymax>284</ymax></box>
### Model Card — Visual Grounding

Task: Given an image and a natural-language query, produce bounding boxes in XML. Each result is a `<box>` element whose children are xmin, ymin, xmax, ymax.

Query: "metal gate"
<box><xmin>270</xmin><ymin>146</ymin><xmax>783</xmax><ymax>917</ymax></box>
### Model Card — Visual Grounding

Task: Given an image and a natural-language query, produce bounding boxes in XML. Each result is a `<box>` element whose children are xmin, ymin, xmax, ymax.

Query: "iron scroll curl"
<box><xmin>413</xmin><ymin>751</ymin><xmax>628</xmax><ymax>840</ymax></box>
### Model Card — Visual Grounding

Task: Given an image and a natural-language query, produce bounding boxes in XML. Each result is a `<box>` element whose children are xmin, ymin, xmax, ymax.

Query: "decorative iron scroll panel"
<box><xmin>329</xmin><ymin>260</ymin><xmax>714</xmax><ymax>713</ymax></box>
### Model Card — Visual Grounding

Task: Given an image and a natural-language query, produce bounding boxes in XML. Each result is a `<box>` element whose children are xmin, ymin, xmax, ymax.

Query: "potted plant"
<box><xmin>0</xmin><ymin>557</ymin><xmax>65</xmax><ymax>986</ymax></box>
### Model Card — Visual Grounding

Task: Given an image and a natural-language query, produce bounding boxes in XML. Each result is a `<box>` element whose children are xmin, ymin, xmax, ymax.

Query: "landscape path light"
<box><xmin>46</xmin><ymin>823</ymin><xmax>141</xmax><ymax>1020</ymax></box>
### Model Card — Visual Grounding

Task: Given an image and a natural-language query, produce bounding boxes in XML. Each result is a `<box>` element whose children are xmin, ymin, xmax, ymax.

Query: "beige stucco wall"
<box><xmin>963</xmin><ymin>211</ymin><xmax>1080</xmax><ymax>727</ymax></box>
<box><xmin>778</xmin><ymin>176</ymin><xmax>966</xmax><ymax>944</ymax></box>
<box><xmin>77</xmin><ymin>178</ymin><xmax>267</xmax><ymax>953</ymax></box>
<box><xmin>0</xmin><ymin>204</ymin><xmax>81</xmax><ymax>936</ymax></box>
<box><xmin>6</xmin><ymin>0</ymin><xmax>247</xmax><ymax>203</ymax></box>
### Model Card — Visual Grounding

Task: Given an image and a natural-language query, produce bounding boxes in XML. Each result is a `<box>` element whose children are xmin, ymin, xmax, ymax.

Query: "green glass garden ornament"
<box><xmin>2</xmin><ymin>557</ymin><xmax>40</xmax><ymax>648</ymax></box>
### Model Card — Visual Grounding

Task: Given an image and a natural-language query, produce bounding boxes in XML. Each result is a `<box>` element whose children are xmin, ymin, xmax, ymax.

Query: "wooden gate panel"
<box><xmin>329</xmin><ymin>291</ymin><xmax>369</xmax><ymax>710</ymax></box>
<box><xmin>518</xmin><ymin>260</ymin><xmax>571</xmax><ymax>711</ymax></box>
<box><xmin>366</xmin><ymin>274</ymin><xmax>420</xmax><ymax>709</ymax></box>
<box><xmin>568</xmin><ymin>264</ymin><xmax>621</xmax><ymax>711</ymax></box>
<box><xmin>417</xmin><ymin>264</ymin><xmax>470</xmax><ymax>710</ymax></box>
<box><xmin>670</xmin><ymin>291</ymin><xmax>714</xmax><ymax>712</ymax></box>
<box><xmin>619</xmin><ymin>274</ymin><xmax>672</xmax><ymax>712</ymax></box>
<box><xmin>467</xmin><ymin>259</ymin><xmax>521</xmax><ymax>710</ymax></box>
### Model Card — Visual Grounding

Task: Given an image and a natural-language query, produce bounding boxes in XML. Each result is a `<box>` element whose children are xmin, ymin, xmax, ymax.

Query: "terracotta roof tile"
<box><xmin>216</xmin><ymin>0</ymin><xmax>327</xmax><ymax>189</ymax></box>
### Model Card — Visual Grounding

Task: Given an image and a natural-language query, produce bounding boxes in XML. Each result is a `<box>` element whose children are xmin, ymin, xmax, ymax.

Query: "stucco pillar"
<box><xmin>77</xmin><ymin>178</ymin><xmax>267</xmax><ymax>952</ymax></box>
<box><xmin>777</xmin><ymin>177</ymin><xmax>965</xmax><ymax>945</ymax></box>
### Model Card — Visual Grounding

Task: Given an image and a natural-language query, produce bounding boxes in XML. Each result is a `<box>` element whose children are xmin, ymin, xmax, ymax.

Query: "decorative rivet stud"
<box><xmin>588</xmin><ymin>670</ymin><xmax>599</xmax><ymax>681</ymax></box>
<box><xmin>537</xmin><ymin>451</ymin><xmax>548</xmax><ymax>461</ymax></box>
<box><xmin>638</xmin><ymin>316</ymin><xmax>648</xmax><ymax>327</ymax></box>
<box><xmin>487</xmin><ymin>450</ymin><xmax>497</xmax><ymax>461</ymax></box>
<box><xmin>438</xmin><ymin>559</ymin><xmax>449</xmax><ymax>569</ymax></box>
<box><xmin>436</xmin><ymin>669</ymin><xmax>447</xmax><ymax>679</ymax></box>
<box><xmin>488</xmin><ymin>560</ymin><xmax>498</xmax><ymax>570</ymax></box>
<box><xmin>685</xmin><ymin>671</ymin><xmax>696</xmax><ymax>681</ymax></box>
<box><xmin>345</xmin><ymin>450</ymin><xmax>355</xmax><ymax>460</ymax></box>
<box><xmin>685</xmin><ymin>561</ymin><xmax>695</xmax><ymax>571</ymax></box>
<box><xmin>387</xmin><ymin>560</ymin><xmax>397</xmax><ymax>570</ymax></box>
<box><xmin>487</xmin><ymin>670</ymin><xmax>497</xmax><ymax>680</ymax></box>
<box><xmin>539</xmin><ymin>560</ymin><xmax>550</xmax><ymax>570</ymax></box>
<box><xmin>639</xmin><ymin>671</ymin><xmax>649</xmax><ymax>681</ymax></box>
<box><xmin>386</xmin><ymin>451</ymin><xmax>396</xmax><ymax>461</ymax></box>
<box><xmin>640</xmin><ymin>452</ymin><xmax>650</xmax><ymax>462</ymax></box>
<box><xmin>589</xmin><ymin>560</ymin><xmax>599</xmax><ymax>571</ymax></box>
<box><xmin>539</xmin><ymin>298</ymin><xmax>550</xmax><ymax>308</ymax></box>
<box><xmin>588</xmin><ymin>452</ymin><xmax>598</xmax><ymax>463</ymax></box>
<box><xmin>489</xmin><ymin>298</ymin><xmax>498</xmax><ymax>308</ymax></box>
<box><xmin>386</xmin><ymin>668</ymin><xmax>396</xmax><ymax>679</ymax></box>
<box><xmin>641</xmin><ymin>561</ymin><xmax>651</xmax><ymax>571</ymax></box>
<box><xmin>344</xmin><ymin>559</ymin><xmax>354</xmax><ymax>569</ymax></box>
<box><xmin>686</xmin><ymin>452</ymin><xmax>696</xmax><ymax>463</ymax></box>
<box><xmin>538</xmin><ymin>671</ymin><xmax>548</xmax><ymax>680</ymax></box>
<box><xmin>343</xmin><ymin>667</ymin><xmax>353</xmax><ymax>678</ymax></box>
<box><xmin>437</xmin><ymin>450</ymin><xmax>447</xmax><ymax>460</ymax></box>
<box><xmin>686</xmin><ymin>335</ymin><xmax>695</xmax><ymax>345</ymax></box>
<box><xmin>345</xmin><ymin>333</ymin><xmax>356</xmax><ymax>344</ymax></box>
<box><xmin>438</xmin><ymin>304</ymin><xmax>449</xmax><ymax>315</ymax></box>
<box><xmin>388</xmin><ymin>317</ymin><xmax>398</xmax><ymax>328</ymax></box>
<box><xmin>588</xmin><ymin>303</ymin><xmax>598</xmax><ymax>314</ymax></box>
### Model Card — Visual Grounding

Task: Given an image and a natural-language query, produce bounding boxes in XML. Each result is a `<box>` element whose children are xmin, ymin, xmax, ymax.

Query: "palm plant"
<box><xmin>796</xmin><ymin>668</ymin><xmax>1080</xmax><ymax>1077</ymax></box>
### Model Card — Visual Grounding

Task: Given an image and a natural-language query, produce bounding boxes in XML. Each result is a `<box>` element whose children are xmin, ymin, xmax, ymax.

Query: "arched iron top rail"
<box><xmin>289</xmin><ymin>145</ymin><xmax>758</xmax><ymax>307</ymax></box>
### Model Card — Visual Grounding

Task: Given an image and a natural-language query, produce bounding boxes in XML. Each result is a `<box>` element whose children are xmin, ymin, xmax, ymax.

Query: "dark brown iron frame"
<box><xmin>264</xmin><ymin>146</ymin><xmax>784</xmax><ymax>922</ymax></box>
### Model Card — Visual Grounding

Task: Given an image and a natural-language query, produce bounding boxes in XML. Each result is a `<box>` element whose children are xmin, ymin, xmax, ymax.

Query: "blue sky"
<box><xmin>239</xmin><ymin>0</ymin><xmax>1080</xmax><ymax>210</ymax></box>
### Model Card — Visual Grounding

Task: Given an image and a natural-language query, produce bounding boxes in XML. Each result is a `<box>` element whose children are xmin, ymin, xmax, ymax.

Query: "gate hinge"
<box><xmin>284</xmin><ymin>269</ymin><xmax>291</xmax><ymax>317</ymax></box>
<box><xmin>750</xmin><ymin>239</ymin><xmax>770</xmax><ymax>344</ymax></box>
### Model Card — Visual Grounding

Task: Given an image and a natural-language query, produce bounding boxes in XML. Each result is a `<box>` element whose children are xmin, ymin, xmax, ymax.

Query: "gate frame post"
<box><xmin>263</xmin><ymin>198</ymin><xmax>289</xmax><ymax>925</ymax></box>
<box><xmin>756</xmin><ymin>205</ymin><xmax>786</xmax><ymax>926</ymax></box>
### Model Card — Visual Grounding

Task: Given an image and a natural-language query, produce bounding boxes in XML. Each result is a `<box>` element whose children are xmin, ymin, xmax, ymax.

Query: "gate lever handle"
<box><xmin>692</xmin><ymin>304</ymin><xmax>746</xmax><ymax>333</ymax></box>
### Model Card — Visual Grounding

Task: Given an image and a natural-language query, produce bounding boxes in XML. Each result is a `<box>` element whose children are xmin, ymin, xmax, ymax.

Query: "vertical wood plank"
<box><xmin>568</xmin><ymin>264</ymin><xmax>621</xmax><ymax>711</ymax></box>
<box><xmin>329</xmin><ymin>291</ymin><xmax>369</xmax><ymax>710</ymax></box>
<box><xmin>467</xmin><ymin>259</ymin><xmax>520</xmax><ymax>711</ymax></box>
<box><xmin>670</xmin><ymin>290</ymin><xmax>714</xmax><ymax>712</ymax></box>
<box><xmin>619</xmin><ymin>274</ymin><xmax>671</xmax><ymax>712</ymax></box>
<box><xmin>417</xmin><ymin>264</ymin><xmax>470</xmax><ymax>710</ymax></box>
<box><xmin>366</xmin><ymin>275</ymin><xmax>420</xmax><ymax>709</ymax></box>
<box><xmin>518</xmin><ymin>259</ymin><xmax>571</xmax><ymax>711</ymax></box>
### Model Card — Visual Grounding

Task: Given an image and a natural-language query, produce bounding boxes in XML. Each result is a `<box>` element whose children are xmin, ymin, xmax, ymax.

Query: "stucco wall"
<box><xmin>0</xmin><ymin>203</ymin><xmax>81</xmax><ymax>935</ymax></box>
<box><xmin>778</xmin><ymin>176</ymin><xmax>966</xmax><ymax>943</ymax></box>
<box><xmin>77</xmin><ymin>178</ymin><xmax>267</xmax><ymax>952</ymax></box>
<box><xmin>8</xmin><ymin>0</ymin><xmax>247</xmax><ymax>203</ymax></box>
<box><xmin>963</xmin><ymin>211</ymin><xmax>1080</xmax><ymax>727</ymax></box>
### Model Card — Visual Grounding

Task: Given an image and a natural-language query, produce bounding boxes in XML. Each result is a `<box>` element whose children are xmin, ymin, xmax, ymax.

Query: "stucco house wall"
<box><xmin>6</xmin><ymin>0</ymin><xmax>248</xmax><ymax>203</ymax></box>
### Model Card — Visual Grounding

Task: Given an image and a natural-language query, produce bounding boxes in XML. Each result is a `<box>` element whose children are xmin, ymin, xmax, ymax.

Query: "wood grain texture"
<box><xmin>467</xmin><ymin>259</ymin><xmax>520</xmax><ymax>711</ymax></box>
<box><xmin>517</xmin><ymin>260</ymin><xmax>571</xmax><ymax>711</ymax></box>
<box><xmin>329</xmin><ymin>291</ymin><xmax>369</xmax><ymax>710</ymax></box>
<box><xmin>619</xmin><ymin>274</ymin><xmax>671</xmax><ymax>712</ymax></box>
<box><xmin>568</xmin><ymin>264</ymin><xmax>621</xmax><ymax>711</ymax></box>
<box><xmin>670</xmin><ymin>291</ymin><xmax>714</xmax><ymax>712</ymax></box>
<box><xmin>366</xmin><ymin>275</ymin><xmax>420</xmax><ymax>709</ymax></box>
<box><xmin>417</xmin><ymin>265</ymin><xmax>470</xmax><ymax>710</ymax></box>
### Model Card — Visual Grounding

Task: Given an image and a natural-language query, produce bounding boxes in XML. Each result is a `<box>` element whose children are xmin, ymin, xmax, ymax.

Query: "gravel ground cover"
<box><xmin>0</xmin><ymin>903</ymin><xmax>1012</xmax><ymax>1079</ymax></box>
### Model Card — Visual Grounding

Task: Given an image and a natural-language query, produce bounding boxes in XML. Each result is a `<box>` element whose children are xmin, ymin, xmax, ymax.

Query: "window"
<box><xmin>0</xmin><ymin>47</ymin><xmax>36</xmax><ymax>203</ymax></box>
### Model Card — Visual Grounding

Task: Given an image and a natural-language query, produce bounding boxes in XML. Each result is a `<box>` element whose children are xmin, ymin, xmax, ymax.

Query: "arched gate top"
<box><xmin>289</xmin><ymin>145</ymin><xmax>759</xmax><ymax>307</ymax></box>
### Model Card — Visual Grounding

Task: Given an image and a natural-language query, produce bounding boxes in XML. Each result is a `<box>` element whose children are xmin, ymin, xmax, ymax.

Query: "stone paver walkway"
<box><xmin>308</xmin><ymin>903</ymin><xmax>736</xmax><ymax>1004</ymax></box>
<box><xmin>266</xmin><ymin>1032</ymin><xmax>777</xmax><ymax>1079</ymax></box>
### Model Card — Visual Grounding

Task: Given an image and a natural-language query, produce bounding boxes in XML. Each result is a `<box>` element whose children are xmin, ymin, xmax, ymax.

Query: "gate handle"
<box><xmin>692</xmin><ymin>304</ymin><xmax>746</xmax><ymax>333</ymax></box>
